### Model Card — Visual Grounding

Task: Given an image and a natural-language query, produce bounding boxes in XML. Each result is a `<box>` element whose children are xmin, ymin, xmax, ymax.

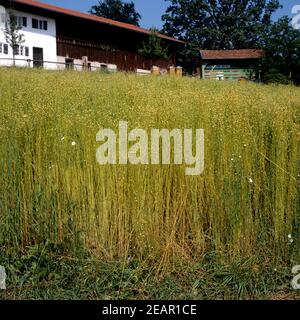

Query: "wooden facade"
<box><xmin>57</xmin><ymin>38</ymin><xmax>170</xmax><ymax>71</ymax></box>
<box><xmin>54</xmin><ymin>12</ymin><xmax>178</xmax><ymax>71</ymax></box>
<box><xmin>202</xmin><ymin>59</ymin><xmax>257</xmax><ymax>81</ymax></box>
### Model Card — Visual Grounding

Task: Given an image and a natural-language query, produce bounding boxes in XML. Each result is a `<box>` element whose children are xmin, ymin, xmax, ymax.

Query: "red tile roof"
<box><xmin>12</xmin><ymin>0</ymin><xmax>185</xmax><ymax>44</ymax></box>
<box><xmin>200</xmin><ymin>49</ymin><xmax>265</xmax><ymax>60</ymax></box>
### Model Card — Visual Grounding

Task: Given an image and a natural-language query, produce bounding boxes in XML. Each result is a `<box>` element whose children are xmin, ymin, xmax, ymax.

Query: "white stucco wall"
<box><xmin>0</xmin><ymin>5</ymin><xmax>57</xmax><ymax>69</ymax></box>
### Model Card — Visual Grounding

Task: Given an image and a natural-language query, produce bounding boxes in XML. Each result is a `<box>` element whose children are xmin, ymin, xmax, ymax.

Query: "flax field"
<box><xmin>0</xmin><ymin>68</ymin><xmax>299</xmax><ymax>299</ymax></box>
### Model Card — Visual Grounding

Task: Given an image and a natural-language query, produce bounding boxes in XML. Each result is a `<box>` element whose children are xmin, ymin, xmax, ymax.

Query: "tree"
<box><xmin>260</xmin><ymin>16</ymin><xmax>300</xmax><ymax>85</ymax></box>
<box><xmin>138</xmin><ymin>29</ymin><xmax>169</xmax><ymax>61</ymax></box>
<box><xmin>162</xmin><ymin>0</ymin><xmax>281</xmax><ymax>72</ymax></box>
<box><xmin>90</xmin><ymin>0</ymin><xmax>141</xmax><ymax>26</ymax></box>
<box><xmin>4</xmin><ymin>11</ymin><xmax>25</xmax><ymax>67</ymax></box>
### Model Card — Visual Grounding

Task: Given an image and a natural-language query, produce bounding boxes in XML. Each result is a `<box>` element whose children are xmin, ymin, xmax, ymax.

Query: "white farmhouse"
<box><xmin>0</xmin><ymin>4</ymin><xmax>57</xmax><ymax>69</ymax></box>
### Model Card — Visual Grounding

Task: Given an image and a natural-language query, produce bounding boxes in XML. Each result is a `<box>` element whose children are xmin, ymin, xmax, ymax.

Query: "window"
<box><xmin>12</xmin><ymin>45</ymin><xmax>29</xmax><ymax>56</ymax></box>
<box><xmin>32</xmin><ymin>18</ymin><xmax>38</xmax><ymax>28</ymax></box>
<box><xmin>22</xmin><ymin>17</ymin><xmax>27</xmax><ymax>27</ymax></box>
<box><xmin>13</xmin><ymin>45</ymin><xmax>19</xmax><ymax>56</ymax></box>
<box><xmin>17</xmin><ymin>16</ymin><xmax>22</xmax><ymax>28</ymax></box>
<box><xmin>0</xmin><ymin>5</ymin><xmax>6</xmax><ymax>28</ymax></box>
<box><xmin>65</xmin><ymin>58</ymin><xmax>74</xmax><ymax>70</ymax></box>
<box><xmin>0</xmin><ymin>13</ymin><xmax>5</xmax><ymax>24</ymax></box>
<box><xmin>14</xmin><ymin>16</ymin><xmax>27</xmax><ymax>28</ymax></box>
<box><xmin>32</xmin><ymin>18</ymin><xmax>48</xmax><ymax>30</ymax></box>
<box><xmin>0</xmin><ymin>43</ymin><xmax>9</xmax><ymax>55</ymax></box>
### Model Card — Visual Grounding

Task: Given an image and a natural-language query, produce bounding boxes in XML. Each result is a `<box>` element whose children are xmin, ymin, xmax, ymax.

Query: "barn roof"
<box><xmin>200</xmin><ymin>49</ymin><xmax>265</xmax><ymax>60</ymax></box>
<box><xmin>10</xmin><ymin>0</ymin><xmax>185</xmax><ymax>44</ymax></box>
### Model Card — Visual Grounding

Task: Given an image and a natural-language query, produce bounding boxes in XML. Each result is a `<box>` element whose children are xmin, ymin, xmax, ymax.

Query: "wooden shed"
<box><xmin>200</xmin><ymin>49</ymin><xmax>265</xmax><ymax>81</ymax></box>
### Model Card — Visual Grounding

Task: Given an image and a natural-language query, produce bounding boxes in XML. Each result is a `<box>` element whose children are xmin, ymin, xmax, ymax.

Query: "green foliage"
<box><xmin>162</xmin><ymin>0</ymin><xmax>280</xmax><ymax>71</ymax></box>
<box><xmin>263</xmin><ymin>68</ymin><xmax>289</xmax><ymax>85</ymax></box>
<box><xmin>0</xmin><ymin>244</ymin><xmax>297</xmax><ymax>300</ymax></box>
<box><xmin>138</xmin><ymin>29</ymin><xmax>169</xmax><ymax>61</ymax></box>
<box><xmin>89</xmin><ymin>0</ymin><xmax>141</xmax><ymax>26</ymax></box>
<box><xmin>161</xmin><ymin>0</ymin><xmax>285</xmax><ymax>74</ymax></box>
<box><xmin>162</xmin><ymin>1</ymin><xmax>300</xmax><ymax>84</ymax></box>
<box><xmin>261</xmin><ymin>16</ymin><xmax>300</xmax><ymax>85</ymax></box>
<box><xmin>163</xmin><ymin>0</ymin><xmax>279</xmax><ymax>47</ymax></box>
<box><xmin>3</xmin><ymin>11</ymin><xmax>25</xmax><ymax>66</ymax></box>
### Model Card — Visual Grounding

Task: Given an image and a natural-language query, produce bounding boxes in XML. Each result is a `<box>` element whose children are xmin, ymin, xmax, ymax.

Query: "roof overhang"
<box><xmin>200</xmin><ymin>49</ymin><xmax>265</xmax><ymax>60</ymax></box>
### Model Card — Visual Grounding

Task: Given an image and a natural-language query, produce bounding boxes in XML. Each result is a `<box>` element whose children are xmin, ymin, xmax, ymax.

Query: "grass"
<box><xmin>0</xmin><ymin>243</ymin><xmax>298</xmax><ymax>300</ymax></box>
<box><xmin>0</xmin><ymin>68</ymin><xmax>299</xmax><ymax>299</ymax></box>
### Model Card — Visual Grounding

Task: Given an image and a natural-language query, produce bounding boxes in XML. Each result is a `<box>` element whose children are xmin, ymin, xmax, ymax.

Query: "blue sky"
<box><xmin>40</xmin><ymin>0</ymin><xmax>298</xmax><ymax>29</ymax></box>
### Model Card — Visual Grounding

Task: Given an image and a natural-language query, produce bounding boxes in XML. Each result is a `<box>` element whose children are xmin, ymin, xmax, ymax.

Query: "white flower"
<box><xmin>288</xmin><ymin>234</ymin><xmax>292</xmax><ymax>239</ymax></box>
<box><xmin>71</xmin><ymin>141</ymin><xmax>76</xmax><ymax>146</ymax></box>
<box><xmin>274</xmin><ymin>268</ymin><xmax>277</xmax><ymax>272</ymax></box>
<box><xmin>231</xmin><ymin>158</ymin><xmax>234</xmax><ymax>161</ymax></box>
<box><xmin>244</xmin><ymin>144</ymin><xmax>247</xmax><ymax>147</ymax></box>
<box><xmin>61</xmin><ymin>137</ymin><xmax>65</xmax><ymax>141</ymax></box>
<box><xmin>248</xmin><ymin>178</ymin><xmax>254</xmax><ymax>184</ymax></box>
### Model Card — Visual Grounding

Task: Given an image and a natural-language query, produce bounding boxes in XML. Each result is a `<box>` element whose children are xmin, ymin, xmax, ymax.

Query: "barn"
<box><xmin>200</xmin><ymin>49</ymin><xmax>265</xmax><ymax>81</ymax></box>
<box><xmin>0</xmin><ymin>0</ymin><xmax>184</xmax><ymax>72</ymax></box>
